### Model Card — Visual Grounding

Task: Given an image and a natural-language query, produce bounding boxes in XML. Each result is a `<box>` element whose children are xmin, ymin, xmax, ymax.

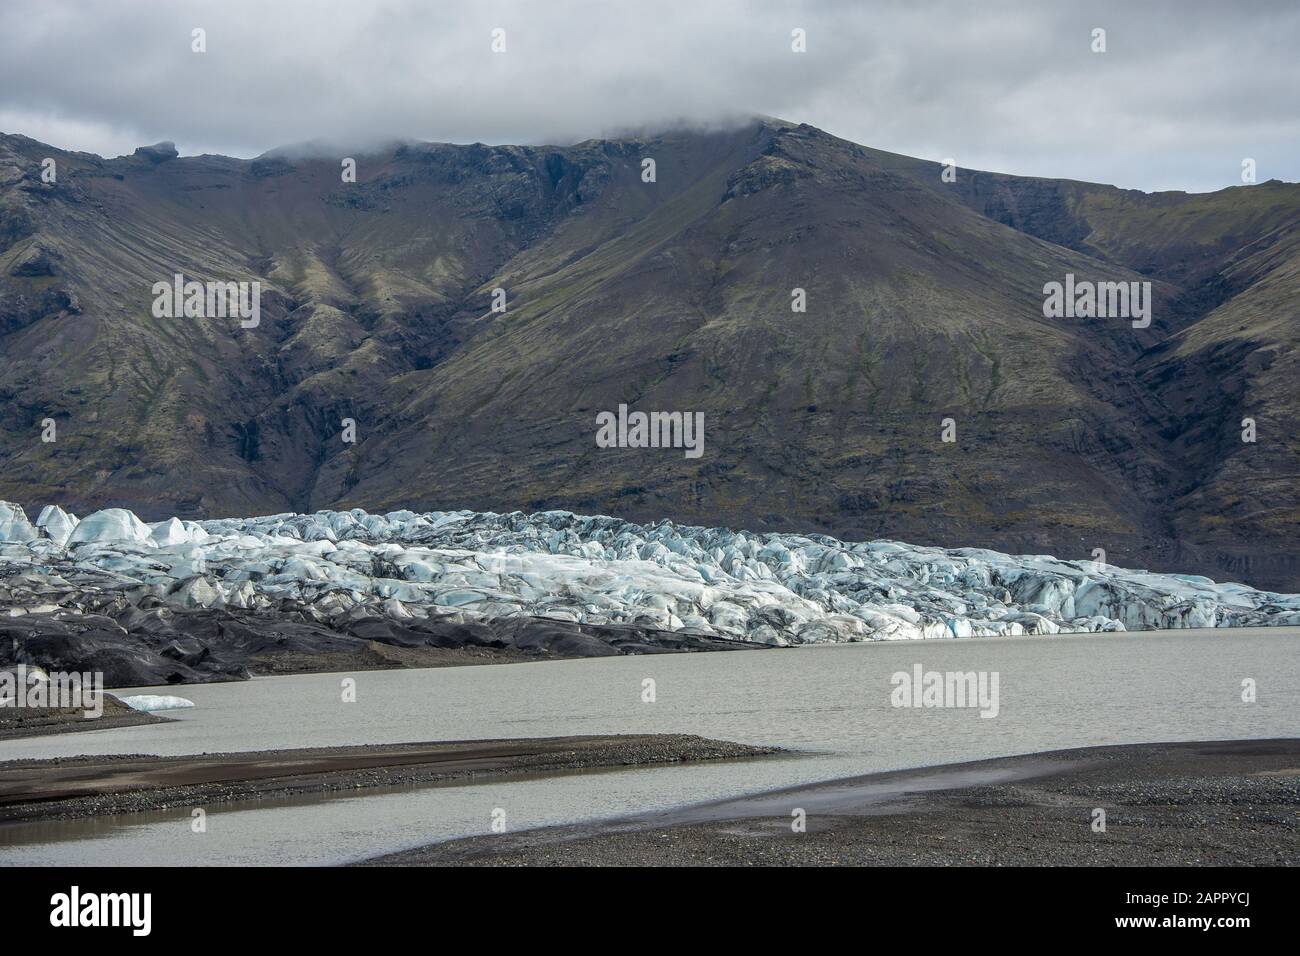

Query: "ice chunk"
<box><xmin>0</xmin><ymin>502</ymin><xmax>37</xmax><ymax>543</ymax></box>
<box><xmin>117</xmin><ymin>694</ymin><xmax>195</xmax><ymax>712</ymax></box>
<box><xmin>150</xmin><ymin>517</ymin><xmax>194</xmax><ymax>546</ymax></box>
<box><xmin>35</xmin><ymin>505</ymin><xmax>79</xmax><ymax>547</ymax></box>
<box><xmin>68</xmin><ymin>508</ymin><xmax>154</xmax><ymax>545</ymax></box>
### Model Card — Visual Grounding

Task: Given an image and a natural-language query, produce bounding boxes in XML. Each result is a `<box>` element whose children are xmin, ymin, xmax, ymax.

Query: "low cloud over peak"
<box><xmin>1</xmin><ymin>0</ymin><xmax>1297</xmax><ymax>192</ymax></box>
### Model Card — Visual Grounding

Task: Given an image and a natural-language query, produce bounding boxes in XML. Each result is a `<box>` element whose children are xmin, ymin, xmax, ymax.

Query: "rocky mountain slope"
<box><xmin>1</xmin><ymin>120</ymin><xmax>1297</xmax><ymax>588</ymax></box>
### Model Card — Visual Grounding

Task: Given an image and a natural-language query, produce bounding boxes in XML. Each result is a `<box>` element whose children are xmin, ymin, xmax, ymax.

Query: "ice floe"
<box><xmin>116</xmin><ymin>694</ymin><xmax>195</xmax><ymax>712</ymax></box>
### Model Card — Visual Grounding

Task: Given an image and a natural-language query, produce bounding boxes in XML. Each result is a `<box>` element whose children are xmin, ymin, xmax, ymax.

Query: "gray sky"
<box><xmin>1</xmin><ymin>0</ymin><xmax>1296</xmax><ymax>192</ymax></box>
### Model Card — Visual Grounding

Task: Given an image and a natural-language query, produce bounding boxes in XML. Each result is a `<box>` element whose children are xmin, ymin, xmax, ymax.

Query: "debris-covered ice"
<box><xmin>1</xmin><ymin>501</ymin><xmax>1297</xmax><ymax>648</ymax></box>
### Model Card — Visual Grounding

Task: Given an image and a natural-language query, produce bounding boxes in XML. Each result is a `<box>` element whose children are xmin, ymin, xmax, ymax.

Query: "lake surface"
<box><xmin>2</xmin><ymin>627</ymin><xmax>1297</xmax><ymax>865</ymax></box>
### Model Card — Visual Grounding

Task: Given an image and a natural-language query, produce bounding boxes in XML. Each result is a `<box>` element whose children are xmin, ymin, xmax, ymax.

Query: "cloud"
<box><xmin>0</xmin><ymin>0</ymin><xmax>1296</xmax><ymax>191</ymax></box>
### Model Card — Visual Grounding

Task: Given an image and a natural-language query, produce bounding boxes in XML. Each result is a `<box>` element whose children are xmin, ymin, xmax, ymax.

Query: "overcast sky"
<box><xmin>1</xmin><ymin>0</ymin><xmax>1296</xmax><ymax>193</ymax></box>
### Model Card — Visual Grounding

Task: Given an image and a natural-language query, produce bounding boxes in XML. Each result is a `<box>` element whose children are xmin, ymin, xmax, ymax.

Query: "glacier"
<box><xmin>1</xmin><ymin>500</ymin><xmax>1298</xmax><ymax>651</ymax></box>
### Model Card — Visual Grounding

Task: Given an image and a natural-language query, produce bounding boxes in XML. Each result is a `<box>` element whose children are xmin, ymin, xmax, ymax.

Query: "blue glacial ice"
<box><xmin>116</xmin><ymin>694</ymin><xmax>196</xmax><ymax>712</ymax></box>
<box><xmin>1</xmin><ymin>501</ymin><xmax>1298</xmax><ymax>645</ymax></box>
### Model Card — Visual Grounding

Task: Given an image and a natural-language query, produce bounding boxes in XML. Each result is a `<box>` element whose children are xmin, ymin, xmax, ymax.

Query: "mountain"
<box><xmin>2</xmin><ymin>120</ymin><xmax>1297</xmax><ymax>589</ymax></box>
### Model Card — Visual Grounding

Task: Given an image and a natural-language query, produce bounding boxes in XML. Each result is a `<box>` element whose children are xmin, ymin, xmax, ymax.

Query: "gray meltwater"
<box><xmin>1</xmin><ymin>627</ymin><xmax>1297</xmax><ymax>865</ymax></box>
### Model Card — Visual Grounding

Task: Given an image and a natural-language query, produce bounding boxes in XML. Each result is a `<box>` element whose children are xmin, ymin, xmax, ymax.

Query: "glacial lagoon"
<box><xmin>2</xmin><ymin>627</ymin><xmax>1297</xmax><ymax>865</ymax></box>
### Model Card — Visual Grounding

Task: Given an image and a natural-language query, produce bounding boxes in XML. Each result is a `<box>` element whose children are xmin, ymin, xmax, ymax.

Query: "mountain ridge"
<box><xmin>2</xmin><ymin>119</ymin><xmax>1297</xmax><ymax>588</ymax></box>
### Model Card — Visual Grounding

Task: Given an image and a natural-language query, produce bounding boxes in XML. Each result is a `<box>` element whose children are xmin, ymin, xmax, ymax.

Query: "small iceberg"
<box><xmin>117</xmin><ymin>694</ymin><xmax>195</xmax><ymax>713</ymax></box>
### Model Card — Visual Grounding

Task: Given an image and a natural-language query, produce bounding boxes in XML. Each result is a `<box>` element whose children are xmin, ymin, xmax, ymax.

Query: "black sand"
<box><xmin>361</xmin><ymin>739</ymin><xmax>1300</xmax><ymax>866</ymax></box>
<box><xmin>0</xmin><ymin>734</ymin><xmax>779</xmax><ymax>823</ymax></box>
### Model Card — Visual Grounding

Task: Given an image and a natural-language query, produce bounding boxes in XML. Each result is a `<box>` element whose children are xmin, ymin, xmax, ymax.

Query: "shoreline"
<box><xmin>360</xmin><ymin>738</ymin><xmax>1300</xmax><ymax>866</ymax></box>
<box><xmin>11</xmin><ymin>622</ymin><xmax>1296</xmax><ymax>695</ymax></box>
<box><xmin>0</xmin><ymin>695</ymin><xmax>166</xmax><ymax>741</ymax></box>
<box><xmin>0</xmin><ymin>734</ymin><xmax>780</xmax><ymax>824</ymax></box>
<box><xmin>0</xmin><ymin>603</ymin><xmax>769</xmax><ymax>688</ymax></box>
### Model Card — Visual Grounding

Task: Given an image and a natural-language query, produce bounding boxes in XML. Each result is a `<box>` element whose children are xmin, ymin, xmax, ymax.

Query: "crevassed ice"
<box><xmin>1</xmin><ymin>501</ymin><xmax>1298</xmax><ymax>644</ymax></box>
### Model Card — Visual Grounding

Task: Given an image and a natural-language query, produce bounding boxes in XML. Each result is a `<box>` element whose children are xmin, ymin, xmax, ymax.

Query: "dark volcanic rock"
<box><xmin>132</xmin><ymin>141</ymin><xmax>179</xmax><ymax>163</ymax></box>
<box><xmin>9</xmin><ymin>244</ymin><xmax>59</xmax><ymax>277</ymax></box>
<box><xmin>0</xmin><ymin>604</ymin><xmax>762</xmax><ymax>688</ymax></box>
